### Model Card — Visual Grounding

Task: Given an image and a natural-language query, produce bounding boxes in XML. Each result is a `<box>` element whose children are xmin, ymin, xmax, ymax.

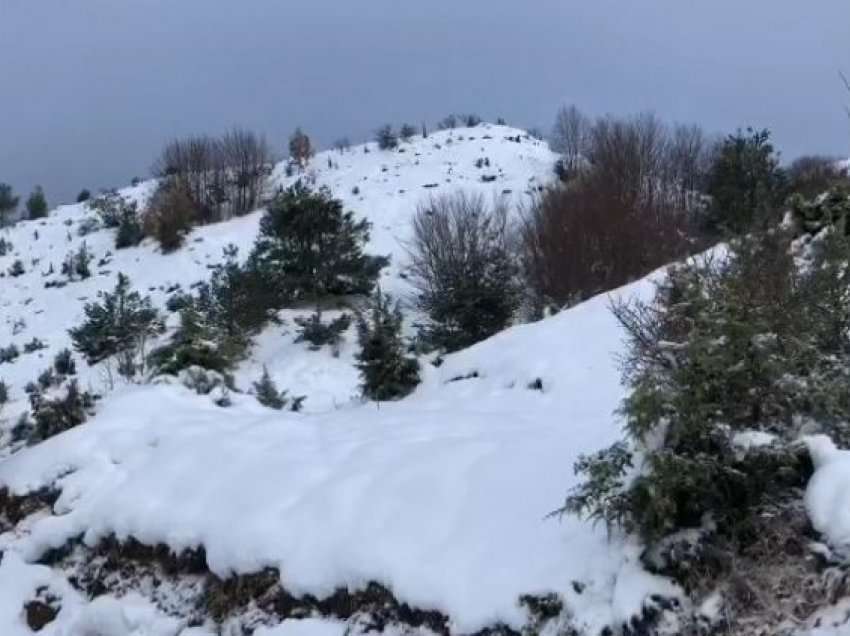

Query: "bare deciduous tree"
<box><xmin>550</xmin><ymin>105</ymin><xmax>590</xmax><ymax>173</ymax></box>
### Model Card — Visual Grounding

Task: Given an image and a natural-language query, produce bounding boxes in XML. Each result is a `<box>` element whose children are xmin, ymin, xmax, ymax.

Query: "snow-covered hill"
<box><xmin>0</xmin><ymin>126</ymin><xmax>679</xmax><ymax>635</ymax></box>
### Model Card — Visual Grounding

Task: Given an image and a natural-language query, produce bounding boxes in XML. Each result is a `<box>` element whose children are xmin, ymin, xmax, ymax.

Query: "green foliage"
<box><xmin>252</xmin><ymin>183</ymin><xmax>387</xmax><ymax>303</ymax></box>
<box><xmin>26</xmin><ymin>186</ymin><xmax>48</xmax><ymax>219</ymax></box>
<box><xmin>356</xmin><ymin>290</ymin><xmax>420</xmax><ymax>401</ymax></box>
<box><xmin>144</xmin><ymin>178</ymin><xmax>198</xmax><ymax>252</ymax></box>
<box><xmin>251</xmin><ymin>365</ymin><xmax>304</xmax><ymax>411</ymax></box>
<box><xmin>53</xmin><ymin>348</ymin><xmax>76</xmax><ymax>376</ymax></box>
<box><xmin>61</xmin><ymin>242</ymin><xmax>93</xmax><ymax>280</ymax></box>
<box><xmin>294</xmin><ymin>310</ymin><xmax>351</xmax><ymax>351</ymax></box>
<box><xmin>790</xmin><ymin>186</ymin><xmax>850</xmax><ymax>236</ymax></box>
<box><xmin>69</xmin><ymin>273</ymin><xmax>163</xmax><ymax>379</ymax></box>
<box><xmin>705</xmin><ymin>128</ymin><xmax>787</xmax><ymax>235</ymax></box>
<box><xmin>0</xmin><ymin>182</ymin><xmax>19</xmax><ymax>227</ymax></box>
<box><xmin>115</xmin><ymin>204</ymin><xmax>145</xmax><ymax>249</ymax></box>
<box><xmin>562</xmin><ymin>226</ymin><xmax>850</xmax><ymax>542</ymax></box>
<box><xmin>88</xmin><ymin>191</ymin><xmax>134</xmax><ymax>229</ymax></box>
<box><xmin>150</xmin><ymin>247</ymin><xmax>272</xmax><ymax>375</ymax></box>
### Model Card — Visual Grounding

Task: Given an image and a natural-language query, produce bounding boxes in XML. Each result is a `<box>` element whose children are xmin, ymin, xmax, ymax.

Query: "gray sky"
<box><xmin>1</xmin><ymin>0</ymin><xmax>849</xmax><ymax>206</ymax></box>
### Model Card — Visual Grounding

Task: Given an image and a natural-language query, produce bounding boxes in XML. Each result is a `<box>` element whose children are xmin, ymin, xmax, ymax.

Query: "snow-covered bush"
<box><xmin>0</xmin><ymin>379</ymin><xmax>8</xmax><ymax>406</ymax></box>
<box><xmin>115</xmin><ymin>203</ymin><xmax>145</xmax><ymax>249</ymax></box>
<box><xmin>29</xmin><ymin>379</ymin><xmax>96</xmax><ymax>443</ymax></box>
<box><xmin>88</xmin><ymin>190</ymin><xmax>134</xmax><ymax>229</ymax></box>
<box><xmin>0</xmin><ymin>236</ymin><xmax>12</xmax><ymax>256</ymax></box>
<box><xmin>69</xmin><ymin>273</ymin><xmax>164</xmax><ymax>382</ymax></box>
<box><xmin>76</xmin><ymin>188</ymin><xmax>91</xmax><ymax>203</ymax></box>
<box><xmin>0</xmin><ymin>344</ymin><xmax>20</xmax><ymax>364</ymax></box>
<box><xmin>410</xmin><ymin>191</ymin><xmax>519</xmax><ymax>352</ymax></box>
<box><xmin>790</xmin><ymin>186</ymin><xmax>850</xmax><ymax>236</ymax></box>
<box><xmin>252</xmin><ymin>183</ymin><xmax>387</xmax><ymax>303</ymax></box>
<box><xmin>561</xmin><ymin>227</ymin><xmax>850</xmax><ymax>543</ymax></box>
<box><xmin>356</xmin><ymin>290</ymin><xmax>420</xmax><ymax>401</ymax></box>
<box><xmin>23</xmin><ymin>337</ymin><xmax>47</xmax><ymax>353</ymax></box>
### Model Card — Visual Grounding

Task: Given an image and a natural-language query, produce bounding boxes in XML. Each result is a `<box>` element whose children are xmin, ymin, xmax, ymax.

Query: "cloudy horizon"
<box><xmin>1</xmin><ymin>0</ymin><xmax>848</xmax><ymax>206</ymax></box>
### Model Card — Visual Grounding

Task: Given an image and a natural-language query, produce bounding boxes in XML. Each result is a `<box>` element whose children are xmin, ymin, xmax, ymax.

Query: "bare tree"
<box><xmin>409</xmin><ymin>191</ymin><xmax>520</xmax><ymax>351</ymax></box>
<box><xmin>550</xmin><ymin>105</ymin><xmax>590</xmax><ymax>173</ymax></box>
<box><xmin>221</xmin><ymin>128</ymin><xmax>271</xmax><ymax>216</ymax></box>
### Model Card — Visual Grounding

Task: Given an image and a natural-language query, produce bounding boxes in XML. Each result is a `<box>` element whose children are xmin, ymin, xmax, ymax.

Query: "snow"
<box><xmin>805</xmin><ymin>435</ymin><xmax>850</xmax><ymax>549</ymax></box>
<box><xmin>254</xmin><ymin>618</ymin><xmax>347</xmax><ymax>636</ymax></box>
<box><xmin>0</xmin><ymin>126</ymin><xmax>679</xmax><ymax>634</ymax></box>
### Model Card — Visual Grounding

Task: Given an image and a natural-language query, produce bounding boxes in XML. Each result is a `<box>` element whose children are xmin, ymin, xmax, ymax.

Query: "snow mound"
<box><xmin>805</xmin><ymin>435</ymin><xmax>850</xmax><ymax>548</ymax></box>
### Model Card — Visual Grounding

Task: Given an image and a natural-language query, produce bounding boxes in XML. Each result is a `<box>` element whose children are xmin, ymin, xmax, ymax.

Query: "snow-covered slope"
<box><xmin>0</xmin><ymin>126</ymin><xmax>677</xmax><ymax>635</ymax></box>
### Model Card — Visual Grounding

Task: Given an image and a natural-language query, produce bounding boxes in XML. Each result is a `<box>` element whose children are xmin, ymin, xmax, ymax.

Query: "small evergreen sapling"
<box><xmin>356</xmin><ymin>290</ymin><xmax>420</xmax><ymax>401</ymax></box>
<box><xmin>53</xmin><ymin>348</ymin><xmax>76</xmax><ymax>376</ymax></box>
<box><xmin>26</xmin><ymin>186</ymin><xmax>48</xmax><ymax>219</ymax></box>
<box><xmin>294</xmin><ymin>310</ymin><xmax>352</xmax><ymax>352</ymax></box>
<box><xmin>69</xmin><ymin>273</ymin><xmax>163</xmax><ymax>382</ymax></box>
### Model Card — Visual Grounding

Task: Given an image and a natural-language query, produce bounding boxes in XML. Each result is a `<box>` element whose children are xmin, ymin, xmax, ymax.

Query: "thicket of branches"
<box><xmin>151</xmin><ymin>128</ymin><xmax>271</xmax><ymax>223</ymax></box>
<box><xmin>526</xmin><ymin>109</ymin><xmax>711</xmax><ymax>313</ymax></box>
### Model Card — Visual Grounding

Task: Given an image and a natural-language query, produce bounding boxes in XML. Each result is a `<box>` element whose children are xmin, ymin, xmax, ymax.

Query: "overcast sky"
<box><xmin>1</xmin><ymin>0</ymin><xmax>849</xmax><ymax>206</ymax></box>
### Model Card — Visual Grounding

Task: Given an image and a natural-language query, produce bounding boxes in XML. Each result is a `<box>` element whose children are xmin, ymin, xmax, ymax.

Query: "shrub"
<box><xmin>560</xmin><ymin>226</ymin><xmax>850</xmax><ymax>544</ymax></box>
<box><xmin>438</xmin><ymin>114</ymin><xmax>457</xmax><ymax>130</ymax></box>
<box><xmin>289</xmin><ymin>127</ymin><xmax>314</xmax><ymax>168</ymax></box>
<box><xmin>25</xmin><ymin>186</ymin><xmax>48</xmax><ymax>219</ymax></box>
<box><xmin>704</xmin><ymin>128</ymin><xmax>787</xmax><ymax>235</ymax></box>
<box><xmin>149</xmin><ymin>303</ymin><xmax>231</xmax><ymax>376</ymax></box>
<box><xmin>409</xmin><ymin>191</ymin><xmax>520</xmax><ymax>352</ymax></box>
<box><xmin>0</xmin><ymin>237</ymin><xmax>11</xmax><ymax>256</ymax></box>
<box><xmin>294</xmin><ymin>310</ymin><xmax>351</xmax><ymax>352</ymax></box>
<box><xmin>375</xmin><ymin>125</ymin><xmax>398</xmax><ymax>151</ymax></box>
<box><xmin>69</xmin><ymin>273</ymin><xmax>163</xmax><ymax>382</ymax></box>
<box><xmin>23</xmin><ymin>338</ymin><xmax>47</xmax><ymax>354</ymax></box>
<box><xmin>0</xmin><ymin>379</ymin><xmax>7</xmax><ymax>406</ymax></box>
<box><xmin>61</xmin><ymin>243</ymin><xmax>93</xmax><ymax>280</ymax></box>
<box><xmin>356</xmin><ymin>290</ymin><xmax>419</xmax><ymax>401</ymax></box>
<box><xmin>0</xmin><ymin>344</ymin><xmax>20</xmax><ymax>364</ymax></box>
<box><xmin>30</xmin><ymin>380</ymin><xmax>96</xmax><ymax>443</ymax></box>
<box><xmin>399</xmin><ymin>124</ymin><xmax>417</xmax><ymax>142</ymax></box>
<box><xmin>37</xmin><ymin>368</ymin><xmax>57</xmax><ymax>390</ymax></box>
<box><xmin>0</xmin><ymin>183</ymin><xmax>19</xmax><ymax>227</ymax></box>
<box><xmin>53</xmin><ymin>348</ymin><xmax>76</xmax><ymax>376</ymax></box>
<box><xmin>76</xmin><ymin>189</ymin><xmax>91</xmax><ymax>203</ymax></box>
<box><xmin>463</xmin><ymin>114</ymin><xmax>482</xmax><ymax>127</ymax></box>
<box><xmin>143</xmin><ymin>179</ymin><xmax>198</xmax><ymax>252</ymax></box>
<box><xmin>787</xmin><ymin>155</ymin><xmax>849</xmax><ymax>199</ymax></box>
<box><xmin>115</xmin><ymin>204</ymin><xmax>145</xmax><ymax>249</ymax></box>
<box><xmin>252</xmin><ymin>183</ymin><xmax>387</xmax><ymax>302</ymax></box>
<box><xmin>88</xmin><ymin>191</ymin><xmax>137</xmax><ymax>229</ymax></box>
<box><xmin>8</xmin><ymin>259</ymin><xmax>25</xmax><ymax>277</ymax></box>
<box><xmin>521</xmin><ymin>180</ymin><xmax>689</xmax><ymax>313</ymax></box>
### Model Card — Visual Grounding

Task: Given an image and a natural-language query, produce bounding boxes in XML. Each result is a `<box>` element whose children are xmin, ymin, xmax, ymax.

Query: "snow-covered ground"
<box><xmin>0</xmin><ymin>126</ymin><xmax>676</xmax><ymax>635</ymax></box>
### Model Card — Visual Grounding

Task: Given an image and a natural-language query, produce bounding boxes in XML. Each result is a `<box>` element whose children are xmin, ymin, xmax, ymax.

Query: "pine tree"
<box><xmin>0</xmin><ymin>183</ymin><xmax>19</xmax><ymax>227</ymax></box>
<box><xmin>53</xmin><ymin>348</ymin><xmax>76</xmax><ymax>376</ymax></box>
<box><xmin>69</xmin><ymin>273</ymin><xmax>163</xmax><ymax>380</ymax></box>
<box><xmin>356</xmin><ymin>290</ymin><xmax>420</xmax><ymax>401</ymax></box>
<box><xmin>26</xmin><ymin>186</ymin><xmax>48</xmax><ymax>219</ymax></box>
<box><xmin>0</xmin><ymin>379</ymin><xmax>8</xmax><ymax>407</ymax></box>
<box><xmin>253</xmin><ymin>366</ymin><xmax>287</xmax><ymax>410</ymax></box>
<box><xmin>294</xmin><ymin>310</ymin><xmax>351</xmax><ymax>351</ymax></box>
<box><xmin>31</xmin><ymin>380</ymin><xmax>96</xmax><ymax>442</ymax></box>
<box><xmin>705</xmin><ymin>128</ymin><xmax>787</xmax><ymax>235</ymax></box>
<box><xmin>252</xmin><ymin>183</ymin><xmax>388</xmax><ymax>302</ymax></box>
<box><xmin>399</xmin><ymin>123</ymin><xmax>417</xmax><ymax>142</ymax></box>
